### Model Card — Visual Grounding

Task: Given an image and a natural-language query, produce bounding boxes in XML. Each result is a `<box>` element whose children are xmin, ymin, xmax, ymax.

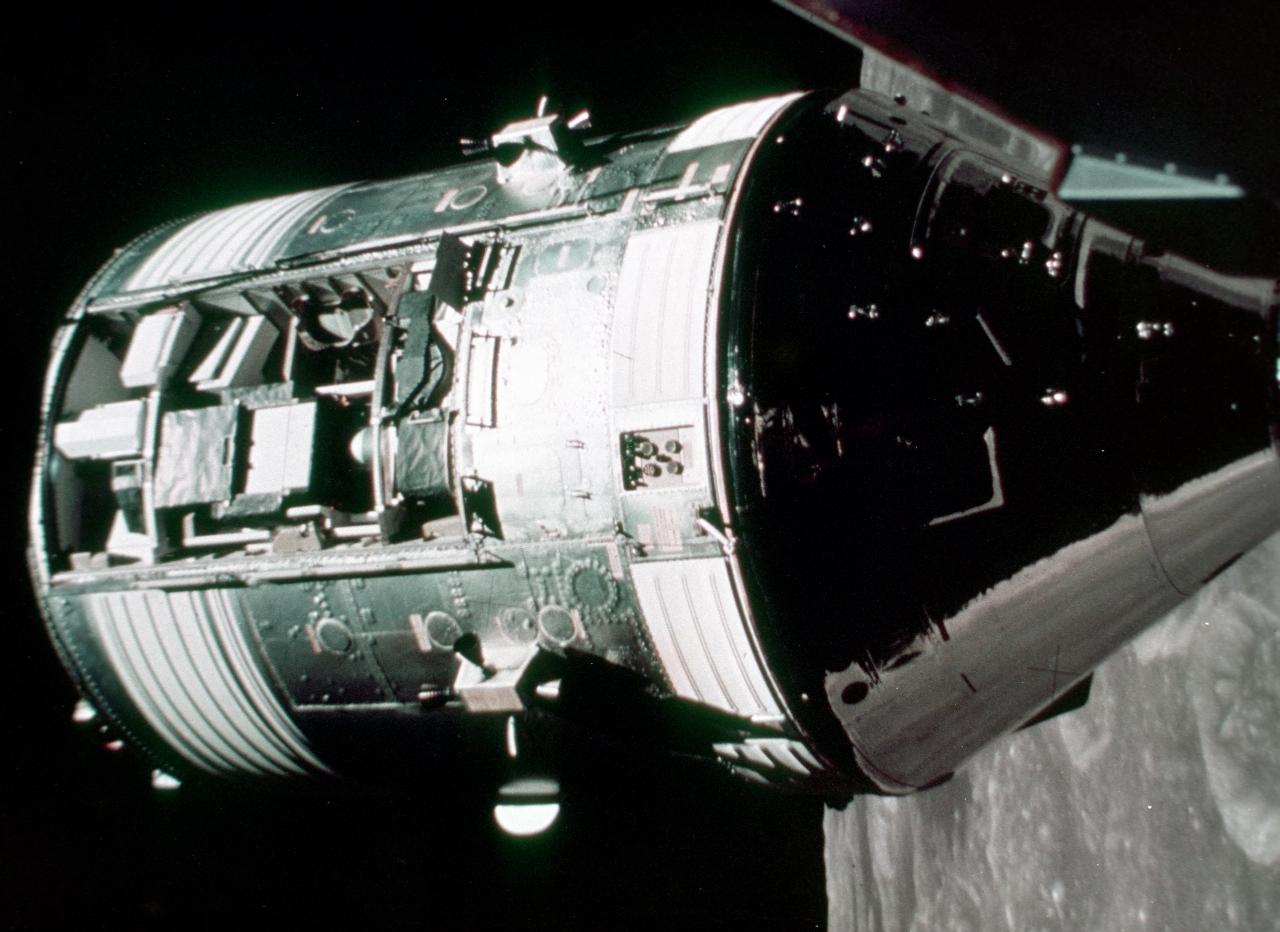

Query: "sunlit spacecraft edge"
<box><xmin>29</xmin><ymin>4</ymin><xmax>1279</xmax><ymax>832</ymax></box>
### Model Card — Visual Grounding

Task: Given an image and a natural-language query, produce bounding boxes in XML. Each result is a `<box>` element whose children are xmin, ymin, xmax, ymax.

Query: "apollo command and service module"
<box><xmin>27</xmin><ymin>3</ymin><xmax>1279</xmax><ymax>836</ymax></box>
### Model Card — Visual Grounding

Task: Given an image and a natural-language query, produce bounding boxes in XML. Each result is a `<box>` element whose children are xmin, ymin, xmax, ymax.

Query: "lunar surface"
<box><xmin>825</xmin><ymin>533</ymin><xmax>1280</xmax><ymax>931</ymax></box>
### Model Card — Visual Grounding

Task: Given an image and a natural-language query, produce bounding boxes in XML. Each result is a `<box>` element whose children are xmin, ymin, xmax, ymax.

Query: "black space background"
<box><xmin>3</xmin><ymin>3</ymin><xmax>1277</xmax><ymax>929</ymax></box>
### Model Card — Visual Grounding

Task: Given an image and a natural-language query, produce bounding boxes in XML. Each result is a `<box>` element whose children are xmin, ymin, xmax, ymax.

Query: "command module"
<box><xmin>29</xmin><ymin>68</ymin><xmax>1279</xmax><ymax>833</ymax></box>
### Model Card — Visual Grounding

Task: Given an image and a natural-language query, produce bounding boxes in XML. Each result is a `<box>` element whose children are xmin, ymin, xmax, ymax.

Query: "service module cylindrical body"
<box><xmin>29</xmin><ymin>89</ymin><xmax>1280</xmax><ymax>796</ymax></box>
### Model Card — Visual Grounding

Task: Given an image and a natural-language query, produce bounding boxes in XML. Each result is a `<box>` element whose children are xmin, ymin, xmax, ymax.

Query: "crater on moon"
<box><xmin>825</xmin><ymin>533</ymin><xmax>1280</xmax><ymax>930</ymax></box>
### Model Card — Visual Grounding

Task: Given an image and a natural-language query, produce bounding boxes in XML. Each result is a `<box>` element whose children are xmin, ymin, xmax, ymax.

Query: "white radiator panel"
<box><xmin>631</xmin><ymin>558</ymin><xmax>780</xmax><ymax>718</ymax></box>
<box><xmin>125</xmin><ymin>185</ymin><xmax>348</xmax><ymax>292</ymax></box>
<box><xmin>667</xmin><ymin>92</ymin><xmax>803</xmax><ymax>153</ymax></box>
<box><xmin>85</xmin><ymin>589</ymin><xmax>328</xmax><ymax>776</ymax></box>
<box><xmin>611</xmin><ymin>222</ymin><xmax>720</xmax><ymax>406</ymax></box>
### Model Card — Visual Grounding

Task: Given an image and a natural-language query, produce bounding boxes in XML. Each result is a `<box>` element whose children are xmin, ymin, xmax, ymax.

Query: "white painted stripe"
<box><xmin>667</xmin><ymin>92</ymin><xmax>803</xmax><ymax>153</ymax></box>
<box><xmin>976</xmin><ymin>313</ymin><xmax>1013</xmax><ymax>366</ymax></box>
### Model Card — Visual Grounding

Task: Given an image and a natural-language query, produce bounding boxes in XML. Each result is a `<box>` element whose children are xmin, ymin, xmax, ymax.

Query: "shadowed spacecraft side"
<box><xmin>28</xmin><ymin>10</ymin><xmax>1279</xmax><ymax>833</ymax></box>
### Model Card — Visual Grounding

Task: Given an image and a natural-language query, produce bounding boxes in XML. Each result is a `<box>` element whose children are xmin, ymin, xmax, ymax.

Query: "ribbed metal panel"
<box><xmin>124</xmin><ymin>185</ymin><xmax>348</xmax><ymax>292</ymax></box>
<box><xmin>713</xmin><ymin>738</ymin><xmax>821</xmax><ymax>776</ymax></box>
<box><xmin>611</xmin><ymin>222</ymin><xmax>720</xmax><ymax>406</ymax></box>
<box><xmin>667</xmin><ymin>92</ymin><xmax>803</xmax><ymax>153</ymax></box>
<box><xmin>631</xmin><ymin>558</ymin><xmax>781</xmax><ymax>717</ymax></box>
<box><xmin>84</xmin><ymin>589</ymin><xmax>329</xmax><ymax>776</ymax></box>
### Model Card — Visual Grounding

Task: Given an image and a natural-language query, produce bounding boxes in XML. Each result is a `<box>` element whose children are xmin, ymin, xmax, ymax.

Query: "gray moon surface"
<box><xmin>825</xmin><ymin>533</ymin><xmax>1280</xmax><ymax>931</ymax></box>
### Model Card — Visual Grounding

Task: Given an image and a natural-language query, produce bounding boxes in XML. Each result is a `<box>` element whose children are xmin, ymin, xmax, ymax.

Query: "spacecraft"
<box><xmin>28</xmin><ymin>2</ymin><xmax>1279</xmax><ymax>835</ymax></box>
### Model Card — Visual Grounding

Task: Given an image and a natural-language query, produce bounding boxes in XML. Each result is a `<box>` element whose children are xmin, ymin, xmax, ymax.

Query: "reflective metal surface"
<box><xmin>28</xmin><ymin>82</ymin><xmax>1279</xmax><ymax>804</ymax></box>
<box><xmin>721</xmin><ymin>91</ymin><xmax>1279</xmax><ymax>790</ymax></box>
